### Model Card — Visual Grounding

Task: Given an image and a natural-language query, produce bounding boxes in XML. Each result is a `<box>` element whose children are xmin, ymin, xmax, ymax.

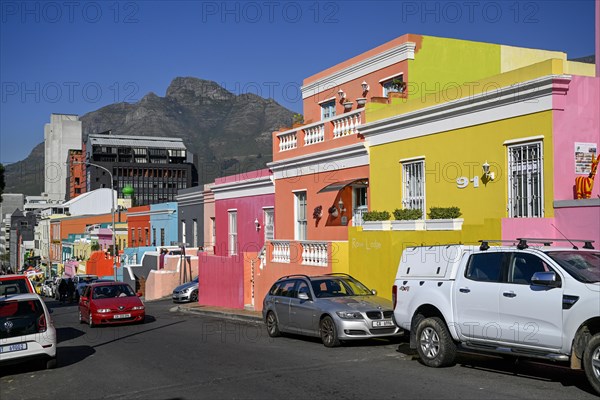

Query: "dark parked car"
<box><xmin>263</xmin><ymin>273</ymin><xmax>402</xmax><ymax>347</ymax></box>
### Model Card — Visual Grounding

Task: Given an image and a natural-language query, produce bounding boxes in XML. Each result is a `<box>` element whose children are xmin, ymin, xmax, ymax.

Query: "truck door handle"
<box><xmin>459</xmin><ymin>287</ymin><xmax>470</xmax><ymax>293</ymax></box>
<box><xmin>503</xmin><ymin>291</ymin><xmax>517</xmax><ymax>298</ymax></box>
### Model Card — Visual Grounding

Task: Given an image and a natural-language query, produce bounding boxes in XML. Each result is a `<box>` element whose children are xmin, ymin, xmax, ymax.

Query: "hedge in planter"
<box><xmin>393</xmin><ymin>208</ymin><xmax>423</xmax><ymax>220</ymax></box>
<box><xmin>363</xmin><ymin>210</ymin><xmax>391</xmax><ymax>221</ymax></box>
<box><xmin>428</xmin><ymin>207</ymin><xmax>462</xmax><ymax>219</ymax></box>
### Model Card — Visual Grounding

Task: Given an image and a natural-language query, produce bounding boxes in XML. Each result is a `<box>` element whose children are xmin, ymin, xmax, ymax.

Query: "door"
<box><xmin>272</xmin><ymin>280</ymin><xmax>296</xmax><ymax>331</ymax></box>
<box><xmin>453</xmin><ymin>252</ymin><xmax>505</xmax><ymax>341</ymax></box>
<box><xmin>288</xmin><ymin>280</ymin><xmax>317</xmax><ymax>335</ymax></box>
<box><xmin>79</xmin><ymin>286</ymin><xmax>91</xmax><ymax>320</ymax></box>
<box><xmin>497</xmin><ymin>252</ymin><xmax>563</xmax><ymax>349</ymax></box>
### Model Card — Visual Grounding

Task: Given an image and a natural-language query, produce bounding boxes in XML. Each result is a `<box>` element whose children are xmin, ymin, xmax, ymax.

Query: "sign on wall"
<box><xmin>575</xmin><ymin>142</ymin><xmax>597</xmax><ymax>174</ymax></box>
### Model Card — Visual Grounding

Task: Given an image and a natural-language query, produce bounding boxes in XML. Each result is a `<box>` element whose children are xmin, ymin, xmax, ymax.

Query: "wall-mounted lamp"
<box><xmin>361</xmin><ymin>81</ymin><xmax>369</xmax><ymax>92</ymax></box>
<box><xmin>338</xmin><ymin>199</ymin><xmax>346</xmax><ymax>214</ymax></box>
<box><xmin>337</xmin><ymin>89</ymin><xmax>346</xmax><ymax>100</ymax></box>
<box><xmin>254</xmin><ymin>218</ymin><xmax>260</xmax><ymax>231</ymax></box>
<box><xmin>482</xmin><ymin>161</ymin><xmax>495</xmax><ymax>181</ymax></box>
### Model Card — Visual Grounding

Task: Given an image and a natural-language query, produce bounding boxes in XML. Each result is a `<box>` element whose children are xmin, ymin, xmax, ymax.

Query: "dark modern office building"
<box><xmin>84</xmin><ymin>133</ymin><xmax>198</xmax><ymax>206</ymax></box>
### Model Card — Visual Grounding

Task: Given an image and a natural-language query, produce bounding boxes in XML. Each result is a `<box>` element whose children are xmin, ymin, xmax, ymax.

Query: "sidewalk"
<box><xmin>170</xmin><ymin>302</ymin><xmax>263</xmax><ymax>324</ymax></box>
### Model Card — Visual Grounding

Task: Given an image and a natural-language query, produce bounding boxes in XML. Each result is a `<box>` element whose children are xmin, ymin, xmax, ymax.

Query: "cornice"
<box><xmin>301</xmin><ymin>42</ymin><xmax>416</xmax><ymax>100</ymax></box>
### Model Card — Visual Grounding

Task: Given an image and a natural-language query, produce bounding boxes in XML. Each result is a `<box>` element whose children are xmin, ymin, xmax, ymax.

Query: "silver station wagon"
<box><xmin>263</xmin><ymin>273</ymin><xmax>402</xmax><ymax>347</ymax></box>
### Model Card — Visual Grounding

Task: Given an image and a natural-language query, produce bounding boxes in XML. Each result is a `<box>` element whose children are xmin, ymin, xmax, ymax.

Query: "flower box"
<box><xmin>391</xmin><ymin>220</ymin><xmax>425</xmax><ymax>231</ymax></box>
<box><xmin>362</xmin><ymin>221</ymin><xmax>392</xmax><ymax>231</ymax></box>
<box><xmin>425</xmin><ymin>218</ymin><xmax>464</xmax><ymax>231</ymax></box>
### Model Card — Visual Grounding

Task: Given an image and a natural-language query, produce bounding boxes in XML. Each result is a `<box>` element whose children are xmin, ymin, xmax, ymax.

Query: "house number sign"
<box><xmin>456</xmin><ymin>176</ymin><xmax>479</xmax><ymax>189</ymax></box>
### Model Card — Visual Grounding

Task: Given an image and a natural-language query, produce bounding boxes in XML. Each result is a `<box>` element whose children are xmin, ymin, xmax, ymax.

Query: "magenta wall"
<box><xmin>214</xmin><ymin>193</ymin><xmax>274</xmax><ymax>257</ymax></box>
<box><xmin>198</xmin><ymin>253</ymin><xmax>244</xmax><ymax>308</ymax></box>
<box><xmin>553</xmin><ymin>76</ymin><xmax>600</xmax><ymax>200</ymax></box>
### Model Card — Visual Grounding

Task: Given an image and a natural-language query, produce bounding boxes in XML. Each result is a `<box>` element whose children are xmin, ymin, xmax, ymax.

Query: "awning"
<box><xmin>318</xmin><ymin>178</ymin><xmax>368</xmax><ymax>193</ymax></box>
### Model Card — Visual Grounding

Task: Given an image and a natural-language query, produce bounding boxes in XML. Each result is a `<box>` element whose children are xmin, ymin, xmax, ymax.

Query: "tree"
<box><xmin>0</xmin><ymin>163</ymin><xmax>5</xmax><ymax>203</ymax></box>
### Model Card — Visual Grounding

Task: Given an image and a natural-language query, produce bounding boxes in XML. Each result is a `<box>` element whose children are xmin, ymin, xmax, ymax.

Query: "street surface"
<box><xmin>1</xmin><ymin>298</ymin><xmax>597</xmax><ymax>399</ymax></box>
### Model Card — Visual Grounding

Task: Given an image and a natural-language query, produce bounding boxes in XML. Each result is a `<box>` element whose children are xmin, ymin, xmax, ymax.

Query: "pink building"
<box><xmin>503</xmin><ymin>74</ymin><xmax>600</xmax><ymax>245</ymax></box>
<box><xmin>198</xmin><ymin>169</ymin><xmax>274</xmax><ymax>309</ymax></box>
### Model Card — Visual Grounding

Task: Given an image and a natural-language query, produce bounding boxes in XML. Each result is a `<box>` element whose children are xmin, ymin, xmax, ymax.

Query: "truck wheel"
<box><xmin>583</xmin><ymin>333</ymin><xmax>600</xmax><ymax>395</ymax></box>
<box><xmin>416</xmin><ymin>317</ymin><xmax>456</xmax><ymax>367</ymax></box>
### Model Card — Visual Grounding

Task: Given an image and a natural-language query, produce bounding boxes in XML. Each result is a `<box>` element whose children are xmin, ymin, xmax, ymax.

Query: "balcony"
<box><xmin>276</xmin><ymin>109</ymin><xmax>363</xmax><ymax>153</ymax></box>
<box><xmin>269</xmin><ymin>240</ymin><xmax>330</xmax><ymax>266</ymax></box>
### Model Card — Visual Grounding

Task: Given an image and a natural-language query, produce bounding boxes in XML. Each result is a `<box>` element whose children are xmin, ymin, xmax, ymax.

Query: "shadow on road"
<box><xmin>0</xmin><ymin>345</ymin><xmax>95</xmax><ymax>377</ymax></box>
<box><xmin>57</xmin><ymin>327</ymin><xmax>86</xmax><ymax>343</ymax></box>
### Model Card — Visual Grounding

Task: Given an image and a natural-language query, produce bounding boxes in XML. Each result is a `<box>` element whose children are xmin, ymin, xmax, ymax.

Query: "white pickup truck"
<box><xmin>392</xmin><ymin>239</ymin><xmax>600</xmax><ymax>394</ymax></box>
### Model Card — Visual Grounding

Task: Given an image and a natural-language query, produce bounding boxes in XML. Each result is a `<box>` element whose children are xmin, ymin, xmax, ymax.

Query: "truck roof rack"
<box><xmin>516</xmin><ymin>238</ymin><xmax>595</xmax><ymax>250</ymax></box>
<box><xmin>478</xmin><ymin>240</ymin><xmax>519</xmax><ymax>251</ymax></box>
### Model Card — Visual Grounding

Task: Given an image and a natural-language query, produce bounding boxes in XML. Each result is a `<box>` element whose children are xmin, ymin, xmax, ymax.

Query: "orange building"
<box><xmin>67</xmin><ymin>149</ymin><xmax>86</xmax><ymax>200</ymax></box>
<box><xmin>126</xmin><ymin>205</ymin><xmax>151</xmax><ymax>248</ymax></box>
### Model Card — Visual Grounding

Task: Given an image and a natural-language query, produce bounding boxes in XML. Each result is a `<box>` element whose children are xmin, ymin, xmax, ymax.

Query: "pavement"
<box><xmin>169</xmin><ymin>301</ymin><xmax>263</xmax><ymax>324</ymax></box>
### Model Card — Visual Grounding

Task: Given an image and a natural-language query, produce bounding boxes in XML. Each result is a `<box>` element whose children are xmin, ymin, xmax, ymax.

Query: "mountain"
<box><xmin>3</xmin><ymin>77</ymin><xmax>296</xmax><ymax>195</ymax></box>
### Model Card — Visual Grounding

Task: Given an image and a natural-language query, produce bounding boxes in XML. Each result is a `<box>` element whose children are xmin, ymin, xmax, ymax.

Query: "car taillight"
<box><xmin>37</xmin><ymin>313</ymin><xmax>47</xmax><ymax>333</ymax></box>
<box><xmin>392</xmin><ymin>285</ymin><xmax>397</xmax><ymax>310</ymax></box>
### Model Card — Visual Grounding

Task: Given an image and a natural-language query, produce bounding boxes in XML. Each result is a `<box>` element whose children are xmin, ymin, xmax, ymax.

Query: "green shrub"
<box><xmin>393</xmin><ymin>208</ymin><xmax>423</xmax><ymax>220</ymax></box>
<box><xmin>428</xmin><ymin>207</ymin><xmax>462</xmax><ymax>219</ymax></box>
<box><xmin>363</xmin><ymin>210</ymin><xmax>391</xmax><ymax>221</ymax></box>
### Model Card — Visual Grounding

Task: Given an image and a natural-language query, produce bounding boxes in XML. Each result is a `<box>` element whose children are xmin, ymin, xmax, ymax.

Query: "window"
<box><xmin>228</xmin><ymin>211</ymin><xmax>238</xmax><ymax>255</ymax></box>
<box><xmin>509</xmin><ymin>253</ymin><xmax>552</xmax><ymax>285</ymax></box>
<box><xmin>352</xmin><ymin>186</ymin><xmax>368</xmax><ymax>226</ymax></box>
<box><xmin>192</xmin><ymin>219</ymin><xmax>198</xmax><ymax>248</ymax></box>
<box><xmin>508</xmin><ymin>141</ymin><xmax>543</xmax><ymax>217</ymax></box>
<box><xmin>465</xmin><ymin>253</ymin><xmax>504</xmax><ymax>283</ymax></box>
<box><xmin>152</xmin><ymin>228</ymin><xmax>156</xmax><ymax>246</ymax></box>
<box><xmin>263</xmin><ymin>208</ymin><xmax>274</xmax><ymax>241</ymax></box>
<box><xmin>131</xmin><ymin>229</ymin><xmax>136</xmax><ymax>246</ymax></box>
<box><xmin>320</xmin><ymin>100</ymin><xmax>336</xmax><ymax>120</ymax></box>
<box><xmin>160</xmin><ymin>228</ymin><xmax>165</xmax><ymax>247</ymax></box>
<box><xmin>210</xmin><ymin>217</ymin><xmax>216</xmax><ymax>248</ymax></box>
<box><xmin>295</xmin><ymin>192</ymin><xmax>307</xmax><ymax>240</ymax></box>
<box><xmin>382</xmin><ymin>74</ymin><xmax>404</xmax><ymax>97</ymax></box>
<box><xmin>137</xmin><ymin>228</ymin><xmax>141</xmax><ymax>247</ymax></box>
<box><xmin>402</xmin><ymin>160</ymin><xmax>425</xmax><ymax>218</ymax></box>
<box><xmin>145</xmin><ymin>228</ymin><xmax>149</xmax><ymax>246</ymax></box>
<box><xmin>181</xmin><ymin>220</ymin><xmax>187</xmax><ymax>245</ymax></box>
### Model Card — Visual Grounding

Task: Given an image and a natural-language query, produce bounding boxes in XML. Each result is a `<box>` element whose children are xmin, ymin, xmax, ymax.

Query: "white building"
<box><xmin>44</xmin><ymin>114</ymin><xmax>82</xmax><ymax>202</ymax></box>
<box><xmin>0</xmin><ymin>193</ymin><xmax>25</xmax><ymax>267</ymax></box>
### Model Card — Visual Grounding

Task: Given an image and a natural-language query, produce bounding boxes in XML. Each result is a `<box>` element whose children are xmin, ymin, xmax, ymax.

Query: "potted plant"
<box><xmin>343</xmin><ymin>101</ymin><xmax>353</xmax><ymax>111</ymax></box>
<box><xmin>313</xmin><ymin>205</ymin><xmax>323</xmax><ymax>220</ymax></box>
<box><xmin>362</xmin><ymin>210</ymin><xmax>392</xmax><ymax>231</ymax></box>
<box><xmin>391</xmin><ymin>208</ymin><xmax>425</xmax><ymax>231</ymax></box>
<box><xmin>425</xmin><ymin>206</ymin><xmax>464</xmax><ymax>231</ymax></box>
<box><xmin>355</xmin><ymin>98</ymin><xmax>367</xmax><ymax>107</ymax></box>
<box><xmin>391</xmin><ymin>78</ymin><xmax>406</xmax><ymax>93</ymax></box>
<box><xmin>292</xmin><ymin>113</ymin><xmax>304</xmax><ymax>128</ymax></box>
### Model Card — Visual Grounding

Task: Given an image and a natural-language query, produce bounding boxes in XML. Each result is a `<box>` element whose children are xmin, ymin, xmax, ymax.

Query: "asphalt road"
<box><xmin>1</xmin><ymin>297</ymin><xmax>598</xmax><ymax>400</ymax></box>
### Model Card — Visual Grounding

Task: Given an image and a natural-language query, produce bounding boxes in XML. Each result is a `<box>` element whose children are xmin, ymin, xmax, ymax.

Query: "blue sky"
<box><xmin>0</xmin><ymin>0</ymin><xmax>597</xmax><ymax>164</ymax></box>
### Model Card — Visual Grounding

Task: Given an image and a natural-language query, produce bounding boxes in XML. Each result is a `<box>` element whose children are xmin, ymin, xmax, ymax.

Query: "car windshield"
<box><xmin>311</xmin><ymin>277</ymin><xmax>372</xmax><ymax>298</ymax></box>
<box><xmin>546</xmin><ymin>251</ymin><xmax>600</xmax><ymax>283</ymax></box>
<box><xmin>92</xmin><ymin>284</ymin><xmax>136</xmax><ymax>299</ymax></box>
<box><xmin>0</xmin><ymin>299</ymin><xmax>44</xmax><ymax>339</ymax></box>
<box><xmin>0</xmin><ymin>279</ymin><xmax>30</xmax><ymax>295</ymax></box>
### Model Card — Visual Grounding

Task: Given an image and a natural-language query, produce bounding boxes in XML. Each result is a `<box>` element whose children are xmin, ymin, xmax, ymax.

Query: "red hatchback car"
<box><xmin>78</xmin><ymin>282</ymin><xmax>145</xmax><ymax>327</ymax></box>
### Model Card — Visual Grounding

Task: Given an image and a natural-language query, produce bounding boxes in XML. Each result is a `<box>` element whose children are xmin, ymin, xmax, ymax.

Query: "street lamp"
<box><xmin>74</xmin><ymin>161</ymin><xmax>117</xmax><ymax>281</ymax></box>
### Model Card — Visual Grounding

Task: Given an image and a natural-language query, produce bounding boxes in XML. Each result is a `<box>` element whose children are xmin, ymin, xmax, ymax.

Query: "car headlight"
<box><xmin>131</xmin><ymin>306</ymin><xmax>144</xmax><ymax>310</ymax></box>
<box><xmin>336</xmin><ymin>311</ymin><xmax>364</xmax><ymax>319</ymax></box>
<box><xmin>97</xmin><ymin>309</ymin><xmax>111</xmax><ymax>313</ymax></box>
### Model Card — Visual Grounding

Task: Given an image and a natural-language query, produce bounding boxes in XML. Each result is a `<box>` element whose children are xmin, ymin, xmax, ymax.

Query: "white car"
<box><xmin>0</xmin><ymin>292</ymin><xmax>57</xmax><ymax>369</ymax></box>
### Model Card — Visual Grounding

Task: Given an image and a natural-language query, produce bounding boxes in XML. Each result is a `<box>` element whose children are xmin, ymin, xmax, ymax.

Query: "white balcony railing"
<box><xmin>303</xmin><ymin>124</ymin><xmax>325</xmax><ymax>146</ymax></box>
<box><xmin>271</xmin><ymin>241</ymin><xmax>290</xmax><ymax>263</ymax></box>
<box><xmin>299</xmin><ymin>241</ymin><xmax>328</xmax><ymax>266</ymax></box>
<box><xmin>352</xmin><ymin>207</ymin><xmax>368</xmax><ymax>227</ymax></box>
<box><xmin>333</xmin><ymin>110</ymin><xmax>362</xmax><ymax>138</ymax></box>
<box><xmin>278</xmin><ymin>131</ymin><xmax>297</xmax><ymax>152</ymax></box>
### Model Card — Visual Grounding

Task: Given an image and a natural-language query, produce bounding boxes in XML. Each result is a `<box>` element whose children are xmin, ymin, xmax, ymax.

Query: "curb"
<box><xmin>171</xmin><ymin>305</ymin><xmax>263</xmax><ymax>324</ymax></box>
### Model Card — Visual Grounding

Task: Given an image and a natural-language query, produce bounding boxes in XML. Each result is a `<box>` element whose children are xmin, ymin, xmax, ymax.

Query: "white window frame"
<box><xmin>507</xmin><ymin>141</ymin><xmax>544</xmax><ymax>218</ymax></box>
<box><xmin>294</xmin><ymin>191</ymin><xmax>307</xmax><ymax>241</ymax></box>
<box><xmin>381</xmin><ymin>74</ymin><xmax>404</xmax><ymax>97</ymax></box>
<box><xmin>263</xmin><ymin>207</ymin><xmax>274</xmax><ymax>242</ymax></box>
<box><xmin>320</xmin><ymin>99</ymin><xmax>336</xmax><ymax>120</ymax></box>
<box><xmin>210</xmin><ymin>217</ymin><xmax>216</xmax><ymax>248</ymax></box>
<box><xmin>228</xmin><ymin>210</ymin><xmax>238</xmax><ymax>255</ymax></box>
<box><xmin>352</xmin><ymin>186</ymin><xmax>368</xmax><ymax>227</ymax></box>
<box><xmin>181</xmin><ymin>220</ymin><xmax>186</xmax><ymax>245</ymax></box>
<box><xmin>192</xmin><ymin>219</ymin><xmax>198</xmax><ymax>248</ymax></box>
<box><xmin>401</xmin><ymin>159</ymin><xmax>425</xmax><ymax>219</ymax></box>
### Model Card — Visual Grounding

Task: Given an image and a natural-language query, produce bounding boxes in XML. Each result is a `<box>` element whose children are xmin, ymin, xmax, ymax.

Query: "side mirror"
<box><xmin>298</xmin><ymin>292</ymin><xmax>310</xmax><ymax>301</ymax></box>
<box><xmin>80</xmin><ymin>296</ymin><xmax>88</xmax><ymax>302</ymax></box>
<box><xmin>136</xmin><ymin>292</ymin><xmax>142</xmax><ymax>297</ymax></box>
<box><xmin>371</xmin><ymin>289</ymin><xmax>377</xmax><ymax>295</ymax></box>
<box><xmin>531</xmin><ymin>271</ymin><xmax>561</xmax><ymax>288</ymax></box>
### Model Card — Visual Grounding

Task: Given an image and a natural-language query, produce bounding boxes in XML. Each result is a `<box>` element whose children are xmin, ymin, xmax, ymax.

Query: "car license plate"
<box><xmin>372</xmin><ymin>320</ymin><xmax>395</xmax><ymax>328</ymax></box>
<box><xmin>113</xmin><ymin>313</ymin><xmax>131</xmax><ymax>319</ymax></box>
<box><xmin>0</xmin><ymin>343</ymin><xmax>27</xmax><ymax>353</ymax></box>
